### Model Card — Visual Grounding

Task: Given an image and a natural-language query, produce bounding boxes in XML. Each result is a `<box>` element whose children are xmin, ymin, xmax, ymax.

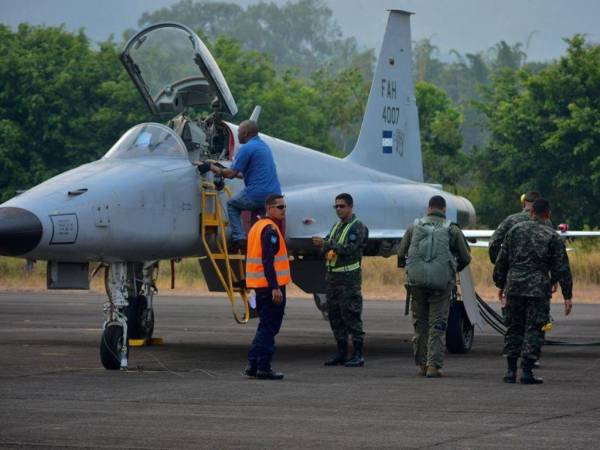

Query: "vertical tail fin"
<box><xmin>346</xmin><ymin>10</ymin><xmax>423</xmax><ymax>182</ymax></box>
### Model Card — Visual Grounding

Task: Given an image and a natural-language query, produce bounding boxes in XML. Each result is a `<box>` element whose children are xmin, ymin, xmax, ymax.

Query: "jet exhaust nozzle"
<box><xmin>0</xmin><ymin>207</ymin><xmax>43</xmax><ymax>256</ymax></box>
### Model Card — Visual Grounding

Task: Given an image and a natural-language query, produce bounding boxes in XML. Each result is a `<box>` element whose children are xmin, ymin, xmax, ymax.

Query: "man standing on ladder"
<box><xmin>205</xmin><ymin>120</ymin><xmax>281</xmax><ymax>252</ymax></box>
<box><xmin>244</xmin><ymin>194</ymin><xmax>290</xmax><ymax>380</ymax></box>
<box><xmin>313</xmin><ymin>193</ymin><xmax>368</xmax><ymax>367</ymax></box>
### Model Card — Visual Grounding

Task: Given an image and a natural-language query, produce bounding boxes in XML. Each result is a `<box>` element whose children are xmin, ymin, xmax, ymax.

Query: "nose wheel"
<box><xmin>100</xmin><ymin>323</ymin><xmax>129</xmax><ymax>370</ymax></box>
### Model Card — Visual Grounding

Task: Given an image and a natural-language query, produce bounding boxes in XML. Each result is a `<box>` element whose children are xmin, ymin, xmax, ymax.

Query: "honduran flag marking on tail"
<box><xmin>382</xmin><ymin>130</ymin><xmax>393</xmax><ymax>154</ymax></box>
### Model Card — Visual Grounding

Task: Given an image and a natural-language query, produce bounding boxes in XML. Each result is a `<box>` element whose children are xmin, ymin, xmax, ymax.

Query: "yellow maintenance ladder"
<box><xmin>200</xmin><ymin>183</ymin><xmax>250</xmax><ymax>324</ymax></box>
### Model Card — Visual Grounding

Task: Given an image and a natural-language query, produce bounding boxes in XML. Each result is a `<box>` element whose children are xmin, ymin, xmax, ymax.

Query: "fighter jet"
<box><xmin>0</xmin><ymin>11</ymin><xmax>594</xmax><ymax>370</ymax></box>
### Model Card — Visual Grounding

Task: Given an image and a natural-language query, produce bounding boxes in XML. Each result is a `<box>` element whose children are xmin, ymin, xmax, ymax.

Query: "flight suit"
<box><xmin>323</xmin><ymin>214</ymin><xmax>368</xmax><ymax>363</ymax></box>
<box><xmin>398</xmin><ymin>211</ymin><xmax>471</xmax><ymax>370</ymax></box>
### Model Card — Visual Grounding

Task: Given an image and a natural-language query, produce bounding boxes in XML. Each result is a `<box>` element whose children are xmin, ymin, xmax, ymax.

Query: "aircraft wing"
<box><xmin>462</xmin><ymin>228</ymin><xmax>600</xmax><ymax>251</ymax></box>
<box><xmin>463</xmin><ymin>229</ymin><xmax>600</xmax><ymax>240</ymax></box>
<box><xmin>292</xmin><ymin>229</ymin><xmax>407</xmax><ymax>240</ymax></box>
<box><xmin>462</xmin><ymin>230</ymin><xmax>494</xmax><ymax>239</ymax></box>
<box><xmin>558</xmin><ymin>230</ymin><xmax>600</xmax><ymax>238</ymax></box>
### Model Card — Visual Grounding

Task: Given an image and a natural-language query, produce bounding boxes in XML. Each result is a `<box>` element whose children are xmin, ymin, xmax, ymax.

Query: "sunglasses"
<box><xmin>270</xmin><ymin>204</ymin><xmax>286</xmax><ymax>210</ymax></box>
<box><xmin>334</xmin><ymin>204</ymin><xmax>348</xmax><ymax>209</ymax></box>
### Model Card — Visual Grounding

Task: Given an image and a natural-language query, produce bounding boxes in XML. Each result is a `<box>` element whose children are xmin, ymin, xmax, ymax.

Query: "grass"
<box><xmin>1</xmin><ymin>241</ymin><xmax>599</xmax><ymax>301</ymax></box>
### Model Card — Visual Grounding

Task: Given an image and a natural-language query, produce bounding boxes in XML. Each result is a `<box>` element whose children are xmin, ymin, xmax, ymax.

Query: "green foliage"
<box><xmin>312</xmin><ymin>66</ymin><xmax>370</xmax><ymax>154</ymax></box>
<box><xmin>138</xmin><ymin>0</ymin><xmax>374</xmax><ymax>76</ymax></box>
<box><xmin>0</xmin><ymin>24</ymin><xmax>149</xmax><ymax>201</ymax></box>
<box><xmin>211</xmin><ymin>36</ymin><xmax>334</xmax><ymax>153</ymax></box>
<box><xmin>413</xmin><ymin>37</ymin><xmax>548</xmax><ymax>156</ymax></box>
<box><xmin>474</xmin><ymin>35</ymin><xmax>600</xmax><ymax>228</ymax></box>
<box><xmin>415</xmin><ymin>81</ymin><xmax>467</xmax><ymax>188</ymax></box>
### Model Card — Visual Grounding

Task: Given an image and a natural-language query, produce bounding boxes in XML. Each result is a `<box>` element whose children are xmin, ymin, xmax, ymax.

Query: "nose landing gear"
<box><xmin>100</xmin><ymin>261</ymin><xmax>158</xmax><ymax>370</ymax></box>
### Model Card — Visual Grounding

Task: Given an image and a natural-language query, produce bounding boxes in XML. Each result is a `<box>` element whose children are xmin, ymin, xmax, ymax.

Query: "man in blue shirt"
<box><xmin>208</xmin><ymin>120</ymin><xmax>281</xmax><ymax>250</ymax></box>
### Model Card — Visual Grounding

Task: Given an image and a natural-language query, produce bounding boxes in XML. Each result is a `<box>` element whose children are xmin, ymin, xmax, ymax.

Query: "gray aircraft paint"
<box><xmin>347</xmin><ymin>10</ymin><xmax>423</xmax><ymax>182</ymax></box>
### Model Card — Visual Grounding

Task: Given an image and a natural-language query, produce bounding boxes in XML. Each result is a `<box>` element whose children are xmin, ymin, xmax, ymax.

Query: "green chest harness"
<box><xmin>326</xmin><ymin>218</ymin><xmax>361</xmax><ymax>272</ymax></box>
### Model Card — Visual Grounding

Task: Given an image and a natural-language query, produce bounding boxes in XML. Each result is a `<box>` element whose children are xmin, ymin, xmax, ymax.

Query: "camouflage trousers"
<box><xmin>503</xmin><ymin>295</ymin><xmax>550</xmax><ymax>360</ymax></box>
<box><xmin>410</xmin><ymin>287</ymin><xmax>451</xmax><ymax>369</ymax></box>
<box><xmin>326</xmin><ymin>272</ymin><xmax>364</xmax><ymax>344</ymax></box>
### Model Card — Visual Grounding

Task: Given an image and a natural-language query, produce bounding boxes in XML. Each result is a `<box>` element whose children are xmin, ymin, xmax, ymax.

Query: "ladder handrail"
<box><xmin>200</xmin><ymin>186</ymin><xmax>250</xmax><ymax>324</ymax></box>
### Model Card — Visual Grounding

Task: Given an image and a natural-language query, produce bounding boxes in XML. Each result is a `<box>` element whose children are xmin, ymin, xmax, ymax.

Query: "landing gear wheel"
<box><xmin>100</xmin><ymin>323</ymin><xmax>128</xmax><ymax>370</ymax></box>
<box><xmin>125</xmin><ymin>295</ymin><xmax>154</xmax><ymax>340</ymax></box>
<box><xmin>446</xmin><ymin>300</ymin><xmax>474</xmax><ymax>354</ymax></box>
<box><xmin>313</xmin><ymin>293</ymin><xmax>329</xmax><ymax>320</ymax></box>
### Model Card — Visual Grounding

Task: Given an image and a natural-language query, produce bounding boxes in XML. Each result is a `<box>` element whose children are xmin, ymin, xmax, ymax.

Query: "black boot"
<box><xmin>503</xmin><ymin>357</ymin><xmax>517</xmax><ymax>383</ymax></box>
<box><xmin>520</xmin><ymin>357</ymin><xmax>543</xmax><ymax>384</ymax></box>
<box><xmin>256</xmin><ymin>369</ymin><xmax>284</xmax><ymax>380</ymax></box>
<box><xmin>324</xmin><ymin>340</ymin><xmax>348</xmax><ymax>366</ymax></box>
<box><xmin>344</xmin><ymin>341</ymin><xmax>364</xmax><ymax>367</ymax></box>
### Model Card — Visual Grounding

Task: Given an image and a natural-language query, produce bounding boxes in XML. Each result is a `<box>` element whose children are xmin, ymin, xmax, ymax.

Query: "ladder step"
<box><xmin>202</xmin><ymin>220</ymin><xmax>229</xmax><ymax>227</ymax></box>
<box><xmin>211</xmin><ymin>253</ymin><xmax>245</xmax><ymax>260</ymax></box>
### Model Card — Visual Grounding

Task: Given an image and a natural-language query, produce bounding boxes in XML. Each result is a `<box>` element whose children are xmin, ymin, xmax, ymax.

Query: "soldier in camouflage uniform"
<box><xmin>493</xmin><ymin>198</ymin><xmax>573</xmax><ymax>385</ymax></box>
<box><xmin>489</xmin><ymin>191</ymin><xmax>555</xmax><ymax>343</ymax></box>
<box><xmin>488</xmin><ymin>191</ymin><xmax>542</xmax><ymax>264</ymax></box>
<box><xmin>312</xmin><ymin>193</ymin><xmax>368</xmax><ymax>367</ymax></box>
<box><xmin>398</xmin><ymin>195</ymin><xmax>471</xmax><ymax>378</ymax></box>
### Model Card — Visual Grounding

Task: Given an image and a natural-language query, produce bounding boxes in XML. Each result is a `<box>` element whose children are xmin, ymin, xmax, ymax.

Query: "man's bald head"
<box><xmin>238</xmin><ymin>120</ymin><xmax>259</xmax><ymax>144</ymax></box>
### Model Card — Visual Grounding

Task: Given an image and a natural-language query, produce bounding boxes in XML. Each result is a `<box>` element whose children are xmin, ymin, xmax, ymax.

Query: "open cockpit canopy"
<box><xmin>120</xmin><ymin>23</ymin><xmax>237</xmax><ymax>117</ymax></box>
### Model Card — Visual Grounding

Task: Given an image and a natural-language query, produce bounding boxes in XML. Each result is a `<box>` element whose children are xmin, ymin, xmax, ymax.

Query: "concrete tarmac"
<box><xmin>1</xmin><ymin>292</ymin><xmax>600</xmax><ymax>449</ymax></box>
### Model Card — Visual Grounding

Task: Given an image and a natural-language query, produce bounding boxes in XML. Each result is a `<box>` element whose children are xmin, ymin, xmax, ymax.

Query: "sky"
<box><xmin>1</xmin><ymin>0</ymin><xmax>599</xmax><ymax>62</ymax></box>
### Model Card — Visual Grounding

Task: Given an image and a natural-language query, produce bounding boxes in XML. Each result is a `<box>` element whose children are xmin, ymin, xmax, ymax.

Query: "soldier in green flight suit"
<box><xmin>398</xmin><ymin>195</ymin><xmax>471</xmax><ymax>378</ymax></box>
<box><xmin>493</xmin><ymin>198</ymin><xmax>573</xmax><ymax>385</ymax></box>
<box><xmin>312</xmin><ymin>193</ymin><xmax>368</xmax><ymax>367</ymax></box>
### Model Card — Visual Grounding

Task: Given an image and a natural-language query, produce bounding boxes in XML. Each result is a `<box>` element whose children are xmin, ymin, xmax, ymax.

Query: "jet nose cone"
<box><xmin>0</xmin><ymin>207</ymin><xmax>43</xmax><ymax>256</ymax></box>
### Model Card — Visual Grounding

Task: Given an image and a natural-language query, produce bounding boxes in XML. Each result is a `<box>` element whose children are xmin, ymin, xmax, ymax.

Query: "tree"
<box><xmin>475</xmin><ymin>36</ymin><xmax>600</xmax><ymax>228</ymax></box>
<box><xmin>0</xmin><ymin>24</ymin><xmax>149</xmax><ymax>201</ymax></box>
<box><xmin>138</xmin><ymin>0</ymin><xmax>373</xmax><ymax>76</ymax></box>
<box><xmin>211</xmin><ymin>36</ymin><xmax>335</xmax><ymax>153</ymax></box>
<box><xmin>415</xmin><ymin>81</ymin><xmax>467</xmax><ymax>188</ymax></box>
<box><xmin>312</xmin><ymin>66</ymin><xmax>370</xmax><ymax>154</ymax></box>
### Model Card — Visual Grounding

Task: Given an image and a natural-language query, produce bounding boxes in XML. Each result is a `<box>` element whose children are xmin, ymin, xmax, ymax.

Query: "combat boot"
<box><xmin>425</xmin><ymin>366</ymin><xmax>443</xmax><ymax>378</ymax></box>
<box><xmin>256</xmin><ymin>369</ymin><xmax>284</xmax><ymax>380</ymax></box>
<box><xmin>520</xmin><ymin>358</ymin><xmax>543</xmax><ymax>385</ymax></box>
<box><xmin>243</xmin><ymin>365</ymin><xmax>257</xmax><ymax>378</ymax></box>
<box><xmin>344</xmin><ymin>340</ymin><xmax>364</xmax><ymax>367</ymax></box>
<box><xmin>324</xmin><ymin>340</ymin><xmax>348</xmax><ymax>366</ymax></box>
<box><xmin>503</xmin><ymin>357</ymin><xmax>517</xmax><ymax>383</ymax></box>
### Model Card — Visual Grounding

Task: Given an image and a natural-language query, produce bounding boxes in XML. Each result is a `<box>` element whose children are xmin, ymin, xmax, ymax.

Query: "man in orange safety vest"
<box><xmin>244</xmin><ymin>193</ymin><xmax>291</xmax><ymax>380</ymax></box>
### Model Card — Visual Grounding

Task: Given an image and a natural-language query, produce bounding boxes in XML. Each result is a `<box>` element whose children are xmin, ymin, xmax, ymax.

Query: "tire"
<box><xmin>100</xmin><ymin>323</ymin><xmax>127</xmax><ymax>370</ymax></box>
<box><xmin>446</xmin><ymin>300</ymin><xmax>474</xmax><ymax>354</ymax></box>
<box><xmin>125</xmin><ymin>295</ymin><xmax>154</xmax><ymax>340</ymax></box>
<box><xmin>313</xmin><ymin>293</ymin><xmax>329</xmax><ymax>320</ymax></box>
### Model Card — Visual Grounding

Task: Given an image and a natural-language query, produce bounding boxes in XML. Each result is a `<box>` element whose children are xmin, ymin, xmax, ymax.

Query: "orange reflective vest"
<box><xmin>245</xmin><ymin>218</ymin><xmax>291</xmax><ymax>288</ymax></box>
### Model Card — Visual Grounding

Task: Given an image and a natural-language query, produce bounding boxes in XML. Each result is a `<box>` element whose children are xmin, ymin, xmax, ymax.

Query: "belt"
<box><xmin>329</xmin><ymin>262</ymin><xmax>361</xmax><ymax>273</ymax></box>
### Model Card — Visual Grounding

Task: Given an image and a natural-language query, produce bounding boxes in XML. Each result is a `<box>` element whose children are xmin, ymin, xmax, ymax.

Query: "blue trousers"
<box><xmin>248</xmin><ymin>287</ymin><xmax>286</xmax><ymax>372</ymax></box>
<box><xmin>227</xmin><ymin>192</ymin><xmax>264</xmax><ymax>242</ymax></box>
